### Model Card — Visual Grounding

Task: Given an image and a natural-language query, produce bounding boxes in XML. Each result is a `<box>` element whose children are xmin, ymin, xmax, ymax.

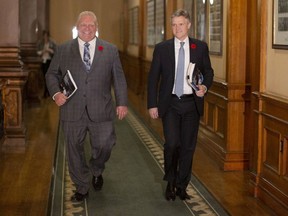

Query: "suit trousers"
<box><xmin>62</xmin><ymin>108</ymin><xmax>116</xmax><ymax>194</ymax></box>
<box><xmin>162</xmin><ymin>95</ymin><xmax>200</xmax><ymax>189</ymax></box>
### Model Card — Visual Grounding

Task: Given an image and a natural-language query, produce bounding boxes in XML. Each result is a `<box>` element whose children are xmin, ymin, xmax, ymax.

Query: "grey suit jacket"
<box><xmin>46</xmin><ymin>38</ymin><xmax>128</xmax><ymax>122</ymax></box>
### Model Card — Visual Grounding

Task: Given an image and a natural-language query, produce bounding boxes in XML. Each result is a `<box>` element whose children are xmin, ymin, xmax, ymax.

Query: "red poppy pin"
<box><xmin>98</xmin><ymin>46</ymin><xmax>104</xmax><ymax>51</ymax></box>
<box><xmin>191</xmin><ymin>44</ymin><xmax>197</xmax><ymax>49</ymax></box>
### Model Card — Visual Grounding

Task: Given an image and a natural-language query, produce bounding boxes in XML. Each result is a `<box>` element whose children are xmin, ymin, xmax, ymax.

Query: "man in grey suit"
<box><xmin>46</xmin><ymin>11</ymin><xmax>128</xmax><ymax>203</ymax></box>
<box><xmin>147</xmin><ymin>9</ymin><xmax>213</xmax><ymax>201</ymax></box>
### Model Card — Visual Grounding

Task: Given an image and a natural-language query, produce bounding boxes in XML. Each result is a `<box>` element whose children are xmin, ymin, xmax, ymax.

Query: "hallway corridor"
<box><xmin>0</xmin><ymin>93</ymin><xmax>274</xmax><ymax>215</ymax></box>
<box><xmin>49</xmin><ymin>108</ymin><xmax>228</xmax><ymax>215</ymax></box>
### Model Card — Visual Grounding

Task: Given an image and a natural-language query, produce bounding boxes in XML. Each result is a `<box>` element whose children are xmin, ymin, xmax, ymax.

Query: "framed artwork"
<box><xmin>147</xmin><ymin>0</ymin><xmax>155</xmax><ymax>46</ymax></box>
<box><xmin>208</xmin><ymin>0</ymin><xmax>223</xmax><ymax>55</ymax></box>
<box><xmin>272</xmin><ymin>0</ymin><xmax>288</xmax><ymax>49</ymax></box>
<box><xmin>129</xmin><ymin>7</ymin><xmax>139</xmax><ymax>45</ymax></box>
<box><xmin>195</xmin><ymin>0</ymin><xmax>206</xmax><ymax>42</ymax></box>
<box><xmin>183</xmin><ymin>0</ymin><xmax>195</xmax><ymax>37</ymax></box>
<box><xmin>155</xmin><ymin>0</ymin><xmax>165</xmax><ymax>44</ymax></box>
<box><xmin>146</xmin><ymin>0</ymin><xmax>165</xmax><ymax>46</ymax></box>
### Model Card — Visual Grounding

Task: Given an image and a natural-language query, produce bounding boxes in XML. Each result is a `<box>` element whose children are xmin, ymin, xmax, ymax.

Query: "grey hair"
<box><xmin>76</xmin><ymin>11</ymin><xmax>98</xmax><ymax>26</ymax></box>
<box><xmin>171</xmin><ymin>9</ymin><xmax>191</xmax><ymax>23</ymax></box>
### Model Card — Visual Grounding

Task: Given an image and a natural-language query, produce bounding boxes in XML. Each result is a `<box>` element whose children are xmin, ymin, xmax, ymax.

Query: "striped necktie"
<box><xmin>83</xmin><ymin>42</ymin><xmax>91</xmax><ymax>71</ymax></box>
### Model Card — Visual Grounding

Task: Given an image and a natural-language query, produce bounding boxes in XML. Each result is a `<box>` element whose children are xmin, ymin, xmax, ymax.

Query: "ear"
<box><xmin>187</xmin><ymin>22</ymin><xmax>191</xmax><ymax>29</ymax></box>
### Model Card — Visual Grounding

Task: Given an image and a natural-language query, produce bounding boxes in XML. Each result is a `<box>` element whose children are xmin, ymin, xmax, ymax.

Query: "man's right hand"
<box><xmin>149</xmin><ymin>107</ymin><xmax>159</xmax><ymax>119</ymax></box>
<box><xmin>54</xmin><ymin>92</ymin><xmax>68</xmax><ymax>106</ymax></box>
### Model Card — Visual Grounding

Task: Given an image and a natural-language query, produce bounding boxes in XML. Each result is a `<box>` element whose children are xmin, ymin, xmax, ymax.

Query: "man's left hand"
<box><xmin>195</xmin><ymin>85</ymin><xmax>207</xmax><ymax>97</ymax></box>
<box><xmin>116</xmin><ymin>106</ymin><xmax>128</xmax><ymax>120</ymax></box>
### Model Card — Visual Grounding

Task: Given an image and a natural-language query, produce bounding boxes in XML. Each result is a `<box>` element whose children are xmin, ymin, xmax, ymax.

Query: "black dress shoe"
<box><xmin>71</xmin><ymin>192</ymin><xmax>88</xmax><ymax>203</ymax></box>
<box><xmin>165</xmin><ymin>183</ymin><xmax>176</xmax><ymax>201</ymax></box>
<box><xmin>92</xmin><ymin>174</ymin><xmax>103</xmax><ymax>191</ymax></box>
<box><xmin>176</xmin><ymin>188</ymin><xmax>191</xmax><ymax>200</ymax></box>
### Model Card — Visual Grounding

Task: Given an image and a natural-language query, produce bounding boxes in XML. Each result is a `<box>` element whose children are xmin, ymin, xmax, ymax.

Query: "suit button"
<box><xmin>83</xmin><ymin>94</ymin><xmax>86</xmax><ymax>97</ymax></box>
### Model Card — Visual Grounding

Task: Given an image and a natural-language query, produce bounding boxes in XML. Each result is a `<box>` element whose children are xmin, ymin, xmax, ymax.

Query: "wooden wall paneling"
<box><xmin>257</xmin><ymin>94</ymin><xmax>288</xmax><ymax>215</ymax></box>
<box><xmin>0</xmin><ymin>47</ymin><xmax>29</xmax><ymax>151</ymax></box>
<box><xmin>248</xmin><ymin>92</ymin><xmax>262</xmax><ymax>196</ymax></box>
<box><xmin>249</xmin><ymin>0</ymin><xmax>268</xmax><ymax>200</ymax></box>
<box><xmin>245</xmin><ymin>0</ymin><xmax>261</xmax><ymax>189</ymax></box>
<box><xmin>165</xmin><ymin>0</ymin><xmax>177</xmax><ymax>39</ymax></box>
<box><xmin>283</xmin><ymin>136</ymin><xmax>288</xmax><ymax>179</ymax></box>
<box><xmin>198</xmin><ymin>81</ymin><xmax>227</xmax><ymax>169</ymax></box>
<box><xmin>0</xmin><ymin>0</ymin><xmax>29</xmax><ymax>150</ymax></box>
<box><xmin>20</xmin><ymin>43</ymin><xmax>42</xmax><ymax>103</ymax></box>
<box><xmin>140</xmin><ymin>59</ymin><xmax>151</xmax><ymax>100</ymax></box>
<box><xmin>137</xmin><ymin>0</ymin><xmax>146</xmax><ymax>97</ymax></box>
<box><xmin>19</xmin><ymin>0</ymin><xmax>48</xmax><ymax>103</ymax></box>
<box><xmin>223</xmin><ymin>0</ymin><xmax>248</xmax><ymax>170</ymax></box>
<box><xmin>198</xmin><ymin>0</ymin><xmax>250</xmax><ymax>171</ymax></box>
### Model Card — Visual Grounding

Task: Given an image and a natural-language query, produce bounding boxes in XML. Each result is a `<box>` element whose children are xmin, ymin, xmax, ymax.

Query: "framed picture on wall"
<box><xmin>272</xmin><ymin>0</ymin><xmax>288</xmax><ymax>49</ymax></box>
<box><xmin>146</xmin><ymin>0</ymin><xmax>165</xmax><ymax>46</ymax></box>
<box><xmin>155</xmin><ymin>0</ymin><xmax>165</xmax><ymax>44</ymax></box>
<box><xmin>129</xmin><ymin>7</ymin><xmax>139</xmax><ymax>45</ymax></box>
<box><xmin>195</xmin><ymin>0</ymin><xmax>206</xmax><ymax>42</ymax></box>
<box><xmin>183</xmin><ymin>0</ymin><xmax>195</xmax><ymax>37</ymax></box>
<box><xmin>208</xmin><ymin>0</ymin><xmax>223</xmax><ymax>55</ymax></box>
<box><xmin>147</xmin><ymin>0</ymin><xmax>155</xmax><ymax>46</ymax></box>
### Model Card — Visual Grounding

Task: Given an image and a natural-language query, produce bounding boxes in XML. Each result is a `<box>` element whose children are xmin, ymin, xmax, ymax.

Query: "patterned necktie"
<box><xmin>175</xmin><ymin>42</ymin><xmax>185</xmax><ymax>97</ymax></box>
<box><xmin>83</xmin><ymin>42</ymin><xmax>91</xmax><ymax>71</ymax></box>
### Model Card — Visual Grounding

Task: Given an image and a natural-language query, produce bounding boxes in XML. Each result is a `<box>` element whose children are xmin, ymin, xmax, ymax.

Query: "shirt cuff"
<box><xmin>52</xmin><ymin>92</ymin><xmax>61</xmax><ymax>100</ymax></box>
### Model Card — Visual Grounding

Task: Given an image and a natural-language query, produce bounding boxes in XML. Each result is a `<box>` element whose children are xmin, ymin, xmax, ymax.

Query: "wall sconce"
<box><xmin>72</xmin><ymin>26</ymin><xmax>77</xmax><ymax>39</ymax></box>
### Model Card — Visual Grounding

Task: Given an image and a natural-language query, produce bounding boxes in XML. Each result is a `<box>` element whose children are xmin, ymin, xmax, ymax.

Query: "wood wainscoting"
<box><xmin>198</xmin><ymin>80</ymin><xmax>249</xmax><ymax>171</ymax></box>
<box><xmin>120</xmin><ymin>52</ymin><xmax>151</xmax><ymax>103</ymax></box>
<box><xmin>250</xmin><ymin>93</ymin><xmax>288</xmax><ymax>215</ymax></box>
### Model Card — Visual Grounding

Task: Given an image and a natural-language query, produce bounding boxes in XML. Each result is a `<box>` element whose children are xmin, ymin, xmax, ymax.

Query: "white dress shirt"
<box><xmin>78</xmin><ymin>37</ymin><xmax>96</xmax><ymax>65</ymax></box>
<box><xmin>173</xmin><ymin>37</ymin><xmax>193</xmax><ymax>95</ymax></box>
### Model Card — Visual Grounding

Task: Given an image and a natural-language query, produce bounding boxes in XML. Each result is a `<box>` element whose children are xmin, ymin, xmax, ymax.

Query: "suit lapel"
<box><xmin>189</xmin><ymin>38</ymin><xmax>197</xmax><ymax>63</ymax></box>
<box><xmin>71</xmin><ymin>39</ymin><xmax>81</xmax><ymax>58</ymax></box>
<box><xmin>167</xmin><ymin>39</ymin><xmax>175</xmax><ymax>76</ymax></box>
<box><xmin>92</xmin><ymin>38</ymin><xmax>104</xmax><ymax>62</ymax></box>
<box><xmin>71</xmin><ymin>39</ymin><xmax>87</xmax><ymax>71</ymax></box>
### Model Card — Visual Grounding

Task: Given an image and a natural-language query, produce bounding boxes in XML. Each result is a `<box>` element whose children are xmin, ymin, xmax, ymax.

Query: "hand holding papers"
<box><xmin>60</xmin><ymin>70</ymin><xmax>78</xmax><ymax>98</ymax></box>
<box><xmin>186</xmin><ymin>63</ymin><xmax>203</xmax><ymax>91</ymax></box>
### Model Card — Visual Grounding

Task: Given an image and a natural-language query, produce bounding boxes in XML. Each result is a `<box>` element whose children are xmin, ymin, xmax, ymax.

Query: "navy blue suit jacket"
<box><xmin>147</xmin><ymin>37</ymin><xmax>214</xmax><ymax>117</ymax></box>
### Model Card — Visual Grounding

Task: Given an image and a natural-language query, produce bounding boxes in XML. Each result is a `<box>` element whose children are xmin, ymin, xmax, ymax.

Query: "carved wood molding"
<box><xmin>0</xmin><ymin>46</ymin><xmax>29</xmax><ymax>148</ymax></box>
<box><xmin>250</xmin><ymin>91</ymin><xmax>288</xmax><ymax>214</ymax></box>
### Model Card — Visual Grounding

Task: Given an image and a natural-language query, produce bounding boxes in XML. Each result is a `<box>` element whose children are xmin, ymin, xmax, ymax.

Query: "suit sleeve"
<box><xmin>45</xmin><ymin>45</ymin><xmax>62</xmax><ymax>96</ymax></box>
<box><xmin>147</xmin><ymin>45</ymin><xmax>161</xmax><ymax>109</ymax></box>
<box><xmin>112</xmin><ymin>47</ymin><xmax>128</xmax><ymax>106</ymax></box>
<box><xmin>201</xmin><ymin>43</ymin><xmax>214</xmax><ymax>91</ymax></box>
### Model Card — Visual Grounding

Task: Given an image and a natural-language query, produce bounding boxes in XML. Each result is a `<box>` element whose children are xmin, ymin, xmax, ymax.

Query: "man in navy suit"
<box><xmin>147</xmin><ymin>9</ymin><xmax>214</xmax><ymax>201</ymax></box>
<box><xmin>46</xmin><ymin>11</ymin><xmax>128</xmax><ymax>202</ymax></box>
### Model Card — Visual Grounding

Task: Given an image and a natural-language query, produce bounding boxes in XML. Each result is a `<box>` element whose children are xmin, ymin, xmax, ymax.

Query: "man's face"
<box><xmin>171</xmin><ymin>16</ymin><xmax>191</xmax><ymax>41</ymax></box>
<box><xmin>77</xmin><ymin>15</ymin><xmax>97</xmax><ymax>42</ymax></box>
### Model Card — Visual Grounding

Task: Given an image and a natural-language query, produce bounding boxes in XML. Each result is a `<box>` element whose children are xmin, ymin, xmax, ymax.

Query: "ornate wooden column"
<box><xmin>198</xmin><ymin>0</ymin><xmax>249</xmax><ymax>171</ymax></box>
<box><xmin>0</xmin><ymin>0</ymin><xmax>28</xmax><ymax>150</ymax></box>
<box><xmin>223</xmin><ymin>0</ymin><xmax>249</xmax><ymax>170</ymax></box>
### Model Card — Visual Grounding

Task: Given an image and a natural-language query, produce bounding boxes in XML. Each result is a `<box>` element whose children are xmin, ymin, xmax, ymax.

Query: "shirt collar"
<box><xmin>78</xmin><ymin>37</ymin><xmax>97</xmax><ymax>47</ymax></box>
<box><xmin>175</xmin><ymin>37</ymin><xmax>189</xmax><ymax>46</ymax></box>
